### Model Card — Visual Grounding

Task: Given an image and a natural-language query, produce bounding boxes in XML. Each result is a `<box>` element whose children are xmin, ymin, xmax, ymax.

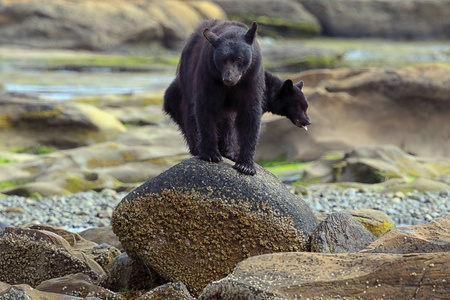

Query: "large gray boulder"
<box><xmin>112</xmin><ymin>157</ymin><xmax>318</xmax><ymax>296</ymax></box>
<box><xmin>298</xmin><ymin>0</ymin><xmax>450</xmax><ymax>39</ymax></box>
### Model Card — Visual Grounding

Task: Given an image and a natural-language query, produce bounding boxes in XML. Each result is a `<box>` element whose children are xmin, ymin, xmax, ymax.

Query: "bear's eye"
<box><xmin>235</xmin><ymin>56</ymin><xmax>242</xmax><ymax>62</ymax></box>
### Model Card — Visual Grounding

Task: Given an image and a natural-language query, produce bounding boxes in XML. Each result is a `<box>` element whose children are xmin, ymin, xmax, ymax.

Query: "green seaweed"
<box><xmin>0</xmin><ymin>180</ymin><xmax>28</xmax><ymax>189</ymax></box>
<box><xmin>10</xmin><ymin>145</ymin><xmax>56</xmax><ymax>155</ymax></box>
<box><xmin>0</xmin><ymin>157</ymin><xmax>13</xmax><ymax>164</ymax></box>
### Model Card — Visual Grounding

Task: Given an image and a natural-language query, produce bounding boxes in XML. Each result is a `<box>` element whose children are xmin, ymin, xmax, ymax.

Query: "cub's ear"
<box><xmin>281</xmin><ymin>79</ymin><xmax>293</xmax><ymax>94</ymax></box>
<box><xmin>295</xmin><ymin>80</ymin><xmax>304</xmax><ymax>90</ymax></box>
<box><xmin>203</xmin><ymin>28</ymin><xmax>220</xmax><ymax>47</ymax></box>
<box><xmin>245</xmin><ymin>21</ymin><xmax>258</xmax><ymax>44</ymax></box>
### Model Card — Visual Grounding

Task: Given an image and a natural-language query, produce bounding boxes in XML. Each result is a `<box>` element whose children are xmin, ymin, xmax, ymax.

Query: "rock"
<box><xmin>381</xmin><ymin>177</ymin><xmax>450</xmax><ymax>194</ymax></box>
<box><xmin>0</xmin><ymin>0</ymin><xmax>162</xmax><ymax>50</ymax></box>
<box><xmin>333</xmin><ymin>145</ymin><xmax>449</xmax><ymax>183</ymax></box>
<box><xmin>257</xmin><ymin>66</ymin><xmax>450</xmax><ymax>161</ymax></box>
<box><xmin>29</xmin><ymin>225</ymin><xmax>121</xmax><ymax>273</ymax></box>
<box><xmin>112</xmin><ymin>157</ymin><xmax>318</xmax><ymax>296</ymax></box>
<box><xmin>299</xmin><ymin>0</ymin><xmax>450</xmax><ymax>39</ymax></box>
<box><xmin>78</xmin><ymin>226</ymin><xmax>124</xmax><ymax>252</ymax></box>
<box><xmin>0</xmin><ymin>226</ymin><xmax>105</xmax><ymax>287</ymax></box>
<box><xmin>199</xmin><ymin>251</ymin><xmax>450</xmax><ymax>299</ymax></box>
<box><xmin>142</xmin><ymin>1</ymin><xmax>226</xmax><ymax>49</ymax></box>
<box><xmin>103</xmin><ymin>252</ymin><xmax>166</xmax><ymax>292</ymax></box>
<box><xmin>212</xmin><ymin>0</ymin><xmax>320</xmax><ymax>37</ymax></box>
<box><xmin>138</xmin><ymin>282</ymin><xmax>195</xmax><ymax>300</ymax></box>
<box><xmin>362</xmin><ymin>216</ymin><xmax>450</xmax><ymax>254</ymax></box>
<box><xmin>0</xmin><ymin>283</ymin><xmax>82</xmax><ymax>300</ymax></box>
<box><xmin>0</xmin><ymin>95</ymin><xmax>126</xmax><ymax>149</ymax></box>
<box><xmin>36</xmin><ymin>273</ymin><xmax>120</xmax><ymax>300</ymax></box>
<box><xmin>262</xmin><ymin>42</ymin><xmax>343</xmax><ymax>72</ymax></box>
<box><xmin>343</xmin><ymin>208</ymin><xmax>395</xmax><ymax>237</ymax></box>
<box><xmin>0</xmin><ymin>0</ymin><xmax>226</xmax><ymax>50</ymax></box>
<box><xmin>0</xmin><ymin>141</ymin><xmax>189</xmax><ymax>196</ymax></box>
<box><xmin>310</xmin><ymin>212</ymin><xmax>376</xmax><ymax>253</ymax></box>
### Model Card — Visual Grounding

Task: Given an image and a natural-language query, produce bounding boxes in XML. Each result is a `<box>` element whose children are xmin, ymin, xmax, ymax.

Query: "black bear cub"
<box><xmin>164</xmin><ymin>69</ymin><xmax>311</xmax><ymax>172</ymax></box>
<box><xmin>168</xmin><ymin>19</ymin><xmax>265</xmax><ymax>175</ymax></box>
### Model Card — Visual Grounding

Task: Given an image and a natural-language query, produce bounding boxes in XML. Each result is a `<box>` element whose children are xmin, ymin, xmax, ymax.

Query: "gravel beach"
<box><xmin>1</xmin><ymin>187</ymin><xmax>448</xmax><ymax>230</ymax></box>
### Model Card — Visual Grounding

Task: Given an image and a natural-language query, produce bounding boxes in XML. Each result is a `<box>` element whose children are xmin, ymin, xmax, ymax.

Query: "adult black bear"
<box><xmin>164</xmin><ymin>69</ymin><xmax>311</xmax><ymax>171</ymax></box>
<box><xmin>168</xmin><ymin>19</ymin><xmax>265</xmax><ymax>175</ymax></box>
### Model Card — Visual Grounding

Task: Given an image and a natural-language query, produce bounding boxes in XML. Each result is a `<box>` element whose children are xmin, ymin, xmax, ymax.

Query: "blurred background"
<box><xmin>0</xmin><ymin>0</ymin><xmax>449</xmax><ymax>200</ymax></box>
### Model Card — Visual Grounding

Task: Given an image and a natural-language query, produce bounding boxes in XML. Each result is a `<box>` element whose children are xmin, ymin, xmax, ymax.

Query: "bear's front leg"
<box><xmin>233</xmin><ymin>99</ymin><xmax>263</xmax><ymax>175</ymax></box>
<box><xmin>217</xmin><ymin>113</ymin><xmax>239</xmax><ymax>162</ymax></box>
<box><xmin>195</xmin><ymin>95</ymin><xmax>222</xmax><ymax>163</ymax></box>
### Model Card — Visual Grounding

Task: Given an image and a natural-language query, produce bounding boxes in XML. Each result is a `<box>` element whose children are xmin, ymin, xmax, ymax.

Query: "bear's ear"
<box><xmin>281</xmin><ymin>79</ymin><xmax>293</xmax><ymax>94</ymax></box>
<box><xmin>245</xmin><ymin>21</ymin><xmax>258</xmax><ymax>45</ymax></box>
<box><xmin>295</xmin><ymin>80</ymin><xmax>304</xmax><ymax>90</ymax></box>
<box><xmin>203</xmin><ymin>28</ymin><xmax>220</xmax><ymax>47</ymax></box>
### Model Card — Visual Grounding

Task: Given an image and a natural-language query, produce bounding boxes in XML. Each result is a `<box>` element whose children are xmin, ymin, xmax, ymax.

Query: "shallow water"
<box><xmin>0</xmin><ymin>38</ymin><xmax>448</xmax><ymax>100</ymax></box>
<box><xmin>0</xmin><ymin>69</ymin><xmax>174</xmax><ymax>100</ymax></box>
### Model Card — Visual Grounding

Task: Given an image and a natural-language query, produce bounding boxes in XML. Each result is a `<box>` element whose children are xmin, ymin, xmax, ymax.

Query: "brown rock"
<box><xmin>29</xmin><ymin>225</ymin><xmax>120</xmax><ymax>272</ymax></box>
<box><xmin>0</xmin><ymin>96</ymin><xmax>125</xmax><ymax>149</ymax></box>
<box><xmin>200</xmin><ymin>251</ymin><xmax>450</xmax><ymax>299</ymax></box>
<box><xmin>362</xmin><ymin>216</ymin><xmax>450</xmax><ymax>254</ymax></box>
<box><xmin>37</xmin><ymin>273</ymin><xmax>120</xmax><ymax>300</ymax></box>
<box><xmin>0</xmin><ymin>283</ymin><xmax>81</xmax><ymax>300</ymax></box>
<box><xmin>78</xmin><ymin>226</ymin><xmax>124</xmax><ymax>252</ymax></box>
<box><xmin>0</xmin><ymin>0</ymin><xmax>163</xmax><ymax>50</ymax></box>
<box><xmin>112</xmin><ymin>157</ymin><xmax>318</xmax><ymax>296</ymax></box>
<box><xmin>0</xmin><ymin>226</ymin><xmax>104</xmax><ymax>287</ymax></box>
<box><xmin>103</xmin><ymin>252</ymin><xmax>166</xmax><ymax>292</ymax></box>
<box><xmin>137</xmin><ymin>282</ymin><xmax>194</xmax><ymax>300</ymax></box>
<box><xmin>310</xmin><ymin>212</ymin><xmax>376</xmax><ymax>253</ymax></box>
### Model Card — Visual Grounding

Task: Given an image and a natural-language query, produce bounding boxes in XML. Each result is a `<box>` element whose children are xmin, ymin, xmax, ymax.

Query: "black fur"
<box><xmin>165</xmin><ymin>19</ymin><xmax>265</xmax><ymax>175</ymax></box>
<box><xmin>164</xmin><ymin>68</ymin><xmax>311</xmax><ymax>174</ymax></box>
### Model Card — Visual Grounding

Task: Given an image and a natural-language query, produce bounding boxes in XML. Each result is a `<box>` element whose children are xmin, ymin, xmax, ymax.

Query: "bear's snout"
<box><xmin>222</xmin><ymin>69</ymin><xmax>242</xmax><ymax>86</ymax></box>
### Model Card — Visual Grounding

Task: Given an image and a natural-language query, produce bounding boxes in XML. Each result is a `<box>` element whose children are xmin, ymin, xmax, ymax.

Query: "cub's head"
<box><xmin>273</xmin><ymin>80</ymin><xmax>311</xmax><ymax>130</ymax></box>
<box><xmin>203</xmin><ymin>22</ymin><xmax>257</xmax><ymax>87</ymax></box>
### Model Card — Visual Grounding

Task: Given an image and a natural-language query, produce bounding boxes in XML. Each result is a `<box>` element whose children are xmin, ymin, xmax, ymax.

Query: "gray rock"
<box><xmin>310</xmin><ymin>212</ymin><xmax>376</xmax><ymax>253</ymax></box>
<box><xmin>299</xmin><ymin>0</ymin><xmax>450</xmax><ymax>39</ymax></box>
<box><xmin>103</xmin><ymin>252</ymin><xmax>166</xmax><ymax>292</ymax></box>
<box><xmin>112</xmin><ymin>157</ymin><xmax>318</xmax><ymax>296</ymax></box>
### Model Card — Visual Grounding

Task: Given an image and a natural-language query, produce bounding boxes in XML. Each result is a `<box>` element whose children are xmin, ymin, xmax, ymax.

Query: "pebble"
<box><xmin>0</xmin><ymin>187</ymin><xmax>449</xmax><ymax>230</ymax></box>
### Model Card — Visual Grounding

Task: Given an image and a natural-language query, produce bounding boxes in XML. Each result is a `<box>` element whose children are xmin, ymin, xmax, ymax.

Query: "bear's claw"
<box><xmin>233</xmin><ymin>162</ymin><xmax>256</xmax><ymax>176</ymax></box>
<box><xmin>198</xmin><ymin>153</ymin><xmax>223</xmax><ymax>163</ymax></box>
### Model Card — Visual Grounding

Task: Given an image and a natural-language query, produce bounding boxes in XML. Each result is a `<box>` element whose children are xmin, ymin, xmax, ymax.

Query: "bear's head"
<box><xmin>275</xmin><ymin>80</ymin><xmax>311</xmax><ymax>131</ymax></box>
<box><xmin>203</xmin><ymin>22</ymin><xmax>257</xmax><ymax>87</ymax></box>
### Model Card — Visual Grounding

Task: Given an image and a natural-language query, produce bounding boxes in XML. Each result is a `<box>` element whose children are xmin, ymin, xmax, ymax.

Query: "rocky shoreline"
<box><xmin>1</xmin><ymin>185</ymin><xmax>448</xmax><ymax>232</ymax></box>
